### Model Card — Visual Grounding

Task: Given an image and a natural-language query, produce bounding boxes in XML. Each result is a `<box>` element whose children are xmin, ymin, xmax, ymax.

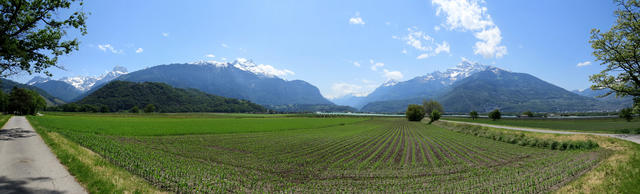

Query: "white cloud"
<box><xmin>434</xmin><ymin>26</ymin><xmax>441</xmax><ymax>31</ymax></box>
<box><xmin>353</xmin><ymin>61</ymin><xmax>361</xmax><ymax>67</ymax></box>
<box><xmin>221</xmin><ymin>43</ymin><xmax>228</xmax><ymax>48</ymax></box>
<box><xmin>161</xmin><ymin>32</ymin><xmax>169</xmax><ymax>37</ymax></box>
<box><xmin>205</xmin><ymin>54</ymin><xmax>215</xmax><ymax>58</ymax></box>
<box><xmin>383</xmin><ymin>69</ymin><xmax>404</xmax><ymax>81</ymax></box>
<box><xmin>432</xmin><ymin>0</ymin><xmax>507</xmax><ymax>58</ymax></box>
<box><xmin>97</xmin><ymin>44</ymin><xmax>123</xmax><ymax>54</ymax></box>
<box><xmin>397</xmin><ymin>27</ymin><xmax>450</xmax><ymax>59</ymax></box>
<box><xmin>370</xmin><ymin>62</ymin><xmax>384</xmax><ymax>71</ymax></box>
<box><xmin>349</xmin><ymin>12</ymin><xmax>365</xmax><ymax>25</ymax></box>
<box><xmin>135</xmin><ymin>48</ymin><xmax>144</xmax><ymax>53</ymax></box>
<box><xmin>402</xmin><ymin>49</ymin><xmax>408</xmax><ymax>54</ymax></box>
<box><xmin>576</xmin><ymin>61</ymin><xmax>592</xmax><ymax>67</ymax></box>
<box><xmin>328</xmin><ymin>82</ymin><xmax>379</xmax><ymax>99</ymax></box>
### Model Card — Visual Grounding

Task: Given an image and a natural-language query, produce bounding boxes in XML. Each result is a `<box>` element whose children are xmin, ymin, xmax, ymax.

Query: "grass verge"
<box><xmin>28</xmin><ymin>117</ymin><xmax>164</xmax><ymax>194</ymax></box>
<box><xmin>435</xmin><ymin>121</ymin><xmax>640</xmax><ymax>193</ymax></box>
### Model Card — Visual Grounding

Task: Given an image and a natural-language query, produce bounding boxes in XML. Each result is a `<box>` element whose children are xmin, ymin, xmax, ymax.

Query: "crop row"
<box><xmin>49</xmin><ymin>118</ymin><xmax>605</xmax><ymax>192</ymax></box>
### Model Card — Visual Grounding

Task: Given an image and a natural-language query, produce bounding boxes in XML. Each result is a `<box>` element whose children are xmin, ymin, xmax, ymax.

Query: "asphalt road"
<box><xmin>442</xmin><ymin>120</ymin><xmax>640</xmax><ymax>145</ymax></box>
<box><xmin>0</xmin><ymin>116</ymin><xmax>86</xmax><ymax>194</ymax></box>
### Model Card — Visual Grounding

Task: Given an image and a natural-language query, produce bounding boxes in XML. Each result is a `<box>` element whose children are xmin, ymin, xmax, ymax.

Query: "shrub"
<box><xmin>405</xmin><ymin>104</ymin><xmax>425</xmax><ymax>122</ymax></box>
<box><xmin>489</xmin><ymin>109</ymin><xmax>501</xmax><ymax>121</ymax></box>
<box><xmin>429</xmin><ymin>110</ymin><xmax>441</xmax><ymax>124</ymax></box>
<box><xmin>130</xmin><ymin>106</ymin><xmax>140</xmax><ymax>113</ymax></box>
<box><xmin>620</xmin><ymin>107</ymin><xmax>634</xmax><ymax>122</ymax></box>
<box><xmin>469</xmin><ymin>111</ymin><xmax>479</xmax><ymax>120</ymax></box>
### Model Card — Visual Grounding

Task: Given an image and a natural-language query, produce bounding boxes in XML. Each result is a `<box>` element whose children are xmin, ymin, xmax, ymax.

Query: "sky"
<box><xmin>9</xmin><ymin>0</ymin><xmax>620</xmax><ymax>99</ymax></box>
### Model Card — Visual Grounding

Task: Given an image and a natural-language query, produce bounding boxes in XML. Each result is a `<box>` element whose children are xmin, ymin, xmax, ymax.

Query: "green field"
<box><xmin>443</xmin><ymin>117</ymin><xmax>640</xmax><ymax>133</ymax></box>
<box><xmin>28</xmin><ymin>113</ymin><xmax>608</xmax><ymax>193</ymax></box>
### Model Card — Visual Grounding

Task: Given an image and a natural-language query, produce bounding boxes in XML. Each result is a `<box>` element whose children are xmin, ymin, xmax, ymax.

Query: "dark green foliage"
<box><xmin>75</xmin><ymin>81</ymin><xmax>267</xmax><ymax>113</ymax></box>
<box><xmin>406</xmin><ymin>104</ymin><xmax>425</xmax><ymax>121</ymax></box>
<box><xmin>0</xmin><ymin>90</ymin><xmax>7</xmax><ymax>112</ymax></box>
<box><xmin>0</xmin><ymin>0</ymin><xmax>87</xmax><ymax>77</ymax></box>
<box><xmin>439</xmin><ymin>122</ymin><xmax>599</xmax><ymax>150</ymax></box>
<box><xmin>130</xmin><ymin>106</ymin><xmax>140</xmax><ymax>113</ymax></box>
<box><xmin>429</xmin><ymin>110</ymin><xmax>441</xmax><ymax>124</ymax></box>
<box><xmin>489</xmin><ymin>109</ymin><xmax>501</xmax><ymax>121</ymax></box>
<box><xmin>7</xmin><ymin>87</ymin><xmax>46</xmax><ymax>115</ymax></box>
<box><xmin>100</xmin><ymin>105</ymin><xmax>110</xmax><ymax>113</ymax></box>
<box><xmin>620</xmin><ymin>108</ymin><xmax>634</xmax><ymax>122</ymax></box>
<box><xmin>469</xmin><ymin>111</ymin><xmax>479</xmax><ymax>120</ymax></box>
<box><xmin>523</xmin><ymin>110</ymin><xmax>534</xmax><ymax>117</ymax></box>
<box><xmin>144</xmin><ymin>104</ymin><xmax>156</xmax><ymax>113</ymax></box>
<box><xmin>422</xmin><ymin>99</ymin><xmax>444</xmax><ymax>115</ymax></box>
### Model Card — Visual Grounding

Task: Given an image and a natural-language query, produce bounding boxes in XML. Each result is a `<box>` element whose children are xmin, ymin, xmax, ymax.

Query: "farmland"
<box><xmin>444</xmin><ymin>117</ymin><xmax>640</xmax><ymax>134</ymax></box>
<box><xmin>27</xmin><ymin>113</ymin><xmax>609</xmax><ymax>193</ymax></box>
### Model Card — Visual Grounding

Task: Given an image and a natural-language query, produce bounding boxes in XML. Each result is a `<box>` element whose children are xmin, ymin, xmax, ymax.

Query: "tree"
<box><xmin>429</xmin><ymin>110</ymin><xmax>441</xmax><ymax>124</ymax></box>
<box><xmin>99</xmin><ymin>105</ymin><xmax>109</xmax><ymax>113</ymax></box>
<box><xmin>0</xmin><ymin>90</ymin><xmax>7</xmax><ymax>113</ymax></box>
<box><xmin>7</xmin><ymin>87</ymin><xmax>45</xmax><ymax>115</ymax></box>
<box><xmin>423</xmin><ymin>99</ymin><xmax>444</xmax><ymax>116</ymax></box>
<box><xmin>144</xmin><ymin>104</ymin><xmax>156</xmax><ymax>113</ymax></box>
<box><xmin>523</xmin><ymin>110</ymin><xmax>534</xmax><ymax>117</ymax></box>
<box><xmin>0</xmin><ymin>0</ymin><xmax>87</xmax><ymax>77</ymax></box>
<box><xmin>489</xmin><ymin>109</ymin><xmax>501</xmax><ymax>121</ymax></box>
<box><xmin>620</xmin><ymin>107</ymin><xmax>634</xmax><ymax>121</ymax></box>
<box><xmin>469</xmin><ymin>111</ymin><xmax>479</xmax><ymax>120</ymax></box>
<box><xmin>406</xmin><ymin>104</ymin><xmax>425</xmax><ymax>121</ymax></box>
<box><xmin>130</xmin><ymin>106</ymin><xmax>140</xmax><ymax>113</ymax></box>
<box><xmin>589</xmin><ymin>0</ymin><xmax>640</xmax><ymax>113</ymax></box>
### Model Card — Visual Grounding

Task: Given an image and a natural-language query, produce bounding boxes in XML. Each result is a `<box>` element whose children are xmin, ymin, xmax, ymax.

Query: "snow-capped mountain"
<box><xmin>333</xmin><ymin>60</ymin><xmax>488</xmax><ymax>108</ymax></box>
<box><xmin>59</xmin><ymin>66</ymin><xmax>128</xmax><ymax>91</ymax></box>
<box><xmin>115</xmin><ymin>60</ymin><xmax>331</xmax><ymax>106</ymax></box>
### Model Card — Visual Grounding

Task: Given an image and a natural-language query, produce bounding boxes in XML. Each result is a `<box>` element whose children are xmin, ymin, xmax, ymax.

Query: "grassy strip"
<box><xmin>436</xmin><ymin>121</ymin><xmax>640</xmax><ymax>193</ymax></box>
<box><xmin>0</xmin><ymin>114</ymin><xmax>11</xmax><ymax>128</ymax></box>
<box><xmin>28</xmin><ymin>117</ymin><xmax>164</xmax><ymax>194</ymax></box>
<box><xmin>437</xmin><ymin>121</ymin><xmax>599</xmax><ymax>150</ymax></box>
<box><xmin>443</xmin><ymin>117</ymin><xmax>640</xmax><ymax>134</ymax></box>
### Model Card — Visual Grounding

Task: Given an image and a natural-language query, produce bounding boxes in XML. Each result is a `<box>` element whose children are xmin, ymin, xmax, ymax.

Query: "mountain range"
<box><xmin>12</xmin><ymin>59</ymin><xmax>634</xmax><ymax>113</ymax></box>
<box><xmin>334</xmin><ymin>61</ymin><xmax>633</xmax><ymax>113</ymax></box>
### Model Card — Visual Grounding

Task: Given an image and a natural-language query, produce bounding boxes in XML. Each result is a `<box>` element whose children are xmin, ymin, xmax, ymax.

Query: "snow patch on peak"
<box><xmin>57</xmin><ymin>66</ymin><xmax>129</xmax><ymax>91</ymax></box>
<box><xmin>231</xmin><ymin>58</ymin><xmax>294</xmax><ymax>78</ymax></box>
<box><xmin>192</xmin><ymin>60</ymin><xmax>229</xmax><ymax>67</ymax></box>
<box><xmin>27</xmin><ymin>76</ymin><xmax>52</xmax><ymax>85</ymax></box>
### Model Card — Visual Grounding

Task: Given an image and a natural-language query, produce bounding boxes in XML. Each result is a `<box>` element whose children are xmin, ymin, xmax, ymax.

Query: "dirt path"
<box><xmin>441</xmin><ymin>120</ymin><xmax>640</xmax><ymax>145</ymax></box>
<box><xmin>0</xmin><ymin>116</ymin><xmax>86</xmax><ymax>194</ymax></box>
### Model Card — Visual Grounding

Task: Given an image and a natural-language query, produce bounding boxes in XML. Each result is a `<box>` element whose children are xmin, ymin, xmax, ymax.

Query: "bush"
<box><xmin>144</xmin><ymin>104</ymin><xmax>156</xmax><ymax>113</ymax></box>
<box><xmin>489</xmin><ymin>109</ymin><xmax>501</xmax><ymax>121</ymax></box>
<box><xmin>620</xmin><ymin>107</ymin><xmax>634</xmax><ymax>122</ymax></box>
<box><xmin>469</xmin><ymin>111</ymin><xmax>479</xmax><ymax>120</ymax></box>
<box><xmin>422</xmin><ymin>99</ymin><xmax>444</xmax><ymax>116</ymax></box>
<box><xmin>406</xmin><ymin>104</ymin><xmax>425</xmax><ymax>121</ymax></box>
<box><xmin>130</xmin><ymin>106</ymin><xmax>140</xmax><ymax>113</ymax></box>
<box><xmin>429</xmin><ymin>110</ymin><xmax>441</xmax><ymax>124</ymax></box>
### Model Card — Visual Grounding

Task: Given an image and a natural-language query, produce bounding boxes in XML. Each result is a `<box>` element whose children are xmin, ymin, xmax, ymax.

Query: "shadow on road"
<box><xmin>0</xmin><ymin>176</ymin><xmax>64</xmax><ymax>194</ymax></box>
<box><xmin>0</xmin><ymin>128</ymin><xmax>35</xmax><ymax>141</ymax></box>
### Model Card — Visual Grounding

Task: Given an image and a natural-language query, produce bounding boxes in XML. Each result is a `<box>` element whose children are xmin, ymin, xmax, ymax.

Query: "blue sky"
<box><xmin>10</xmin><ymin>0</ymin><xmax>619</xmax><ymax>99</ymax></box>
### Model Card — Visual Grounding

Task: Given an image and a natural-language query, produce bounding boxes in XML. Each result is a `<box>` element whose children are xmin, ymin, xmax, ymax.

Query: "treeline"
<box><xmin>439</xmin><ymin>122</ymin><xmax>599</xmax><ymax>150</ymax></box>
<box><xmin>51</xmin><ymin>81</ymin><xmax>267</xmax><ymax>113</ymax></box>
<box><xmin>0</xmin><ymin>87</ymin><xmax>46</xmax><ymax>115</ymax></box>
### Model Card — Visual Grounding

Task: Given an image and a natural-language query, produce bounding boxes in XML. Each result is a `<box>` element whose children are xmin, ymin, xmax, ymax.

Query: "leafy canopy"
<box><xmin>422</xmin><ymin>99</ymin><xmax>444</xmax><ymax>115</ymax></box>
<box><xmin>406</xmin><ymin>104</ymin><xmax>425</xmax><ymax>122</ymax></box>
<box><xmin>589</xmin><ymin>0</ymin><xmax>640</xmax><ymax>112</ymax></box>
<box><xmin>0</xmin><ymin>0</ymin><xmax>87</xmax><ymax>77</ymax></box>
<box><xmin>489</xmin><ymin>109</ymin><xmax>501</xmax><ymax>121</ymax></box>
<box><xmin>469</xmin><ymin>111</ymin><xmax>479</xmax><ymax>120</ymax></box>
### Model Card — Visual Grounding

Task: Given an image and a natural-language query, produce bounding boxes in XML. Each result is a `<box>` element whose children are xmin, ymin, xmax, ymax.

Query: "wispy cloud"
<box><xmin>349</xmin><ymin>12</ymin><xmax>365</xmax><ymax>25</ymax></box>
<box><xmin>353</xmin><ymin>61</ymin><xmax>361</xmax><ymax>67</ymax></box>
<box><xmin>97</xmin><ymin>44</ymin><xmax>123</xmax><ymax>54</ymax></box>
<box><xmin>135</xmin><ymin>48</ymin><xmax>144</xmax><ymax>53</ymax></box>
<box><xmin>369</xmin><ymin>60</ymin><xmax>385</xmax><ymax>71</ymax></box>
<box><xmin>396</xmin><ymin>27</ymin><xmax>450</xmax><ymax>60</ymax></box>
<box><xmin>576</xmin><ymin>61</ymin><xmax>592</xmax><ymax>67</ymax></box>
<box><xmin>432</xmin><ymin>0</ymin><xmax>507</xmax><ymax>58</ymax></box>
<box><xmin>221</xmin><ymin>43</ymin><xmax>229</xmax><ymax>48</ymax></box>
<box><xmin>161</xmin><ymin>32</ymin><xmax>170</xmax><ymax>37</ymax></box>
<box><xmin>205</xmin><ymin>54</ymin><xmax>216</xmax><ymax>58</ymax></box>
